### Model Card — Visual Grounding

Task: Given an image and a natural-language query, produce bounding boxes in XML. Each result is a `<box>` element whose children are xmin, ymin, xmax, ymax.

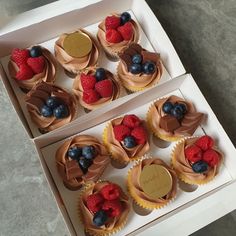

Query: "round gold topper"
<box><xmin>63</xmin><ymin>32</ymin><xmax>92</xmax><ymax>58</ymax></box>
<box><xmin>139</xmin><ymin>164</ymin><xmax>172</xmax><ymax>199</ymax></box>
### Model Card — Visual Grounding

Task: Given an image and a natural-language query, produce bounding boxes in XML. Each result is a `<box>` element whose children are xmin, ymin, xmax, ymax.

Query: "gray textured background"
<box><xmin>0</xmin><ymin>0</ymin><xmax>235</xmax><ymax>235</ymax></box>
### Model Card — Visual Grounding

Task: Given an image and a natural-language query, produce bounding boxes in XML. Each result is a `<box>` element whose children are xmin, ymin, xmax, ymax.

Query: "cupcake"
<box><xmin>79</xmin><ymin>181</ymin><xmax>130</xmax><ymax>236</ymax></box>
<box><xmin>8</xmin><ymin>45</ymin><xmax>56</xmax><ymax>92</ymax></box>
<box><xmin>55</xmin><ymin>135</ymin><xmax>110</xmax><ymax>190</ymax></box>
<box><xmin>72</xmin><ymin>67</ymin><xmax>120</xmax><ymax>111</ymax></box>
<box><xmin>54</xmin><ymin>29</ymin><xmax>100</xmax><ymax>76</ymax></box>
<box><xmin>171</xmin><ymin>135</ymin><xmax>223</xmax><ymax>185</ymax></box>
<box><xmin>103</xmin><ymin>114</ymin><xmax>150</xmax><ymax>164</ymax></box>
<box><xmin>147</xmin><ymin>95</ymin><xmax>205</xmax><ymax>142</ymax></box>
<box><xmin>25</xmin><ymin>81</ymin><xmax>77</xmax><ymax>133</ymax></box>
<box><xmin>127</xmin><ymin>157</ymin><xmax>177</xmax><ymax>209</ymax></box>
<box><xmin>97</xmin><ymin>11</ymin><xmax>139</xmax><ymax>60</ymax></box>
<box><xmin>117</xmin><ymin>43</ymin><xmax>163</xmax><ymax>92</ymax></box>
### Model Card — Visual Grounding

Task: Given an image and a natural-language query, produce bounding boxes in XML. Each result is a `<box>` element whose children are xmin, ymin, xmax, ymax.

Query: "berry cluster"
<box><xmin>113</xmin><ymin>115</ymin><xmax>148</xmax><ymax>148</ymax></box>
<box><xmin>129</xmin><ymin>54</ymin><xmax>156</xmax><ymax>75</ymax></box>
<box><xmin>11</xmin><ymin>46</ymin><xmax>45</xmax><ymax>81</ymax></box>
<box><xmin>184</xmin><ymin>135</ymin><xmax>220</xmax><ymax>173</ymax></box>
<box><xmin>86</xmin><ymin>183</ymin><xmax>123</xmax><ymax>227</ymax></box>
<box><xmin>67</xmin><ymin>145</ymin><xmax>96</xmax><ymax>173</ymax></box>
<box><xmin>105</xmin><ymin>12</ymin><xmax>134</xmax><ymax>43</ymax></box>
<box><xmin>81</xmin><ymin>68</ymin><xmax>113</xmax><ymax>104</ymax></box>
<box><xmin>162</xmin><ymin>101</ymin><xmax>188</xmax><ymax>120</ymax></box>
<box><xmin>41</xmin><ymin>96</ymin><xmax>69</xmax><ymax>119</ymax></box>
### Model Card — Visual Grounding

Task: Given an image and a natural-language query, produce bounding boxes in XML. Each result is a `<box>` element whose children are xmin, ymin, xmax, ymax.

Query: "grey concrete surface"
<box><xmin>0</xmin><ymin>0</ymin><xmax>235</xmax><ymax>235</ymax></box>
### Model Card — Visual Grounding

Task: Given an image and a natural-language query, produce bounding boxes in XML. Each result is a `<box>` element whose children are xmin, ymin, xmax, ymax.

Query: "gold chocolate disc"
<box><xmin>139</xmin><ymin>164</ymin><xmax>172</xmax><ymax>199</ymax></box>
<box><xmin>63</xmin><ymin>32</ymin><xmax>92</xmax><ymax>58</ymax></box>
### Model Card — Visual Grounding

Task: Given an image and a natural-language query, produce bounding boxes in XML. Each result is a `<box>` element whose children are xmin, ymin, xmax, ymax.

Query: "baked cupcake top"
<box><xmin>117</xmin><ymin>43</ymin><xmax>163</xmax><ymax>91</ymax></box>
<box><xmin>54</xmin><ymin>29</ymin><xmax>100</xmax><ymax>74</ymax></box>
<box><xmin>79</xmin><ymin>181</ymin><xmax>130</xmax><ymax>236</ymax></box>
<box><xmin>25</xmin><ymin>82</ymin><xmax>77</xmax><ymax>133</ymax></box>
<box><xmin>147</xmin><ymin>95</ymin><xmax>205</xmax><ymax>140</ymax></box>
<box><xmin>97</xmin><ymin>12</ymin><xmax>139</xmax><ymax>57</ymax></box>
<box><xmin>56</xmin><ymin>135</ymin><xmax>110</xmax><ymax>190</ymax></box>
<box><xmin>104</xmin><ymin>114</ymin><xmax>150</xmax><ymax>163</ymax></box>
<box><xmin>127</xmin><ymin>158</ymin><xmax>177</xmax><ymax>209</ymax></box>
<box><xmin>72</xmin><ymin>67</ymin><xmax>120</xmax><ymax>111</ymax></box>
<box><xmin>172</xmin><ymin>135</ymin><xmax>223</xmax><ymax>184</ymax></box>
<box><xmin>8</xmin><ymin>46</ymin><xmax>56</xmax><ymax>91</ymax></box>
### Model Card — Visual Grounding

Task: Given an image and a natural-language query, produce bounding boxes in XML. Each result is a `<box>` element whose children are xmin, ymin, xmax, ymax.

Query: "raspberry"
<box><xmin>86</xmin><ymin>193</ymin><xmax>104</xmax><ymax>213</ymax></box>
<box><xmin>80</xmin><ymin>73</ymin><xmax>96</xmax><ymax>91</ymax></box>
<box><xmin>185</xmin><ymin>145</ymin><xmax>203</xmax><ymax>163</ymax></box>
<box><xmin>11</xmin><ymin>48</ymin><xmax>30</xmax><ymax>67</ymax></box>
<box><xmin>27</xmin><ymin>56</ymin><xmax>45</xmax><ymax>74</ymax></box>
<box><xmin>106</xmin><ymin>29</ymin><xmax>123</xmax><ymax>43</ymax></box>
<box><xmin>202</xmin><ymin>149</ymin><xmax>220</xmax><ymax>167</ymax></box>
<box><xmin>16</xmin><ymin>64</ymin><xmax>34</xmax><ymax>81</ymax></box>
<box><xmin>95</xmin><ymin>79</ymin><xmax>113</xmax><ymax>98</ymax></box>
<box><xmin>196</xmin><ymin>135</ymin><xmax>214</xmax><ymax>151</ymax></box>
<box><xmin>117</xmin><ymin>22</ymin><xmax>133</xmax><ymax>41</ymax></box>
<box><xmin>82</xmin><ymin>89</ymin><xmax>100</xmax><ymax>104</ymax></box>
<box><xmin>131</xmin><ymin>126</ymin><xmax>147</xmax><ymax>144</ymax></box>
<box><xmin>122</xmin><ymin>114</ymin><xmax>141</xmax><ymax>128</ymax></box>
<box><xmin>113</xmin><ymin>124</ymin><xmax>131</xmax><ymax>142</ymax></box>
<box><xmin>102</xmin><ymin>200</ymin><xmax>122</xmax><ymax>217</ymax></box>
<box><xmin>100</xmin><ymin>183</ymin><xmax>121</xmax><ymax>200</ymax></box>
<box><xmin>105</xmin><ymin>16</ymin><xmax>121</xmax><ymax>30</ymax></box>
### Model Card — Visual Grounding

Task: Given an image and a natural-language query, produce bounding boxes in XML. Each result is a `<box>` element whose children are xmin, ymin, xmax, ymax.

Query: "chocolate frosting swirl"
<box><xmin>54</xmin><ymin>29</ymin><xmax>100</xmax><ymax>74</ymax></box>
<box><xmin>128</xmin><ymin>158</ymin><xmax>177</xmax><ymax>208</ymax></box>
<box><xmin>105</xmin><ymin>117</ymin><xmax>150</xmax><ymax>163</ymax></box>
<box><xmin>56</xmin><ymin>135</ymin><xmax>110</xmax><ymax>190</ymax></box>
<box><xmin>25</xmin><ymin>82</ymin><xmax>77</xmax><ymax>133</ymax></box>
<box><xmin>8</xmin><ymin>47</ymin><xmax>57</xmax><ymax>91</ymax></box>
<box><xmin>172</xmin><ymin>137</ymin><xmax>223</xmax><ymax>184</ymax></box>
<box><xmin>148</xmin><ymin>95</ymin><xmax>205</xmax><ymax>139</ymax></box>
<box><xmin>72</xmin><ymin>67</ymin><xmax>120</xmax><ymax>110</ymax></box>
<box><xmin>80</xmin><ymin>181</ymin><xmax>130</xmax><ymax>235</ymax></box>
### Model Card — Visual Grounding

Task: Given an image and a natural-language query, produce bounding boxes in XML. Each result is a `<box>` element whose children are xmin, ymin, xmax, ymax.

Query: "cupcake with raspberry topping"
<box><xmin>56</xmin><ymin>135</ymin><xmax>110</xmax><ymax>190</ymax></box>
<box><xmin>103</xmin><ymin>114</ymin><xmax>150</xmax><ymax>165</ymax></box>
<box><xmin>8</xmin><ymin>46</ymin><xmax>57</xmax><ymax>92</ymax></box>
<box><xmin>117</xmin><ymin>43</ymin><xmax>163</xmax><ymax>92</ymax></box>
<box><xmin>79</xmin><ymin>181</ymin><xmax>130</xmax><ymax>236</ymax></box>
<box><xmin>97</xmin><ymin>12</ymin><xmax>139</xmax><ymax>60</ymax></box>
<box><xmin>72</xmin><ymin>67</ymin><xmax>120</xmax><ymax>111</ymax></box>
<box><xmin>171</xmin><ymin>135</ymin><xmax>223</xmax><ymax>185</ymax></box>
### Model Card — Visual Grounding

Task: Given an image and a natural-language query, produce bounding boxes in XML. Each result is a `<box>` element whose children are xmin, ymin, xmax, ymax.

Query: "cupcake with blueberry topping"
<box><xmin>117</xmin><ymin>43</ymin><xmax>163</xmax><ymax>92</ymax></box>
<box><xmin>147</xmin><ymin>95</ymin><xmax>205</xmax><ymax>142</ymax></box>
<box><xmin>72</xmin><ymin>67</ymin><xmax>120</xmax><ymax>111</ymax></box>
<box><xmin>171</xmin><ymin>135</ymin><xmax>223</xmax><ymax>184</ymax></box>
<box><xmin>97</xmin><ymin>12</ymin><xmax>139</xmax><ymax>60</ymax></box>
<box><xmin>8</xmin><ymin>45</ymin><xmax>57</xmax><ymax>92</ymax></box>
<box><xmin>79</xmin><ymin>181</ymin><xmax>130</xmax><ymax>236</ymax></box>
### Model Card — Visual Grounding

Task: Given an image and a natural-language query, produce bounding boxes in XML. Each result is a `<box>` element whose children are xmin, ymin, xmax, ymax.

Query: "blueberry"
<box><xmin>95</xmin><ymin>68</ymin><xmax>106</xmax><ymax>81</ymax></box>
<box><xmin>67</xmin><ymin>146</ymin><xmax>82</xmax><ymax>160</ymax></box>
<box><xmin>171</xmin><ymin>105</ymin><xmax>184</xmax><ymax>120</ymax></box>
<box><xmin>53</xmin><ymin>104</ymin><xmax>69</xmax><ymax>119</ymax></box>
<box><xmin>82</xmin><ymin>146</ymin><xmax>96</xmax><ymax>159</ymax></box>
<box><xmin>176</xmin><ymin>103</ymin><xmax>187</xmax><ymax>114</ymax></box>
<box><xmin>162</xmin><ymin>102</ymin><xmax>174</xmax><ymax>114</ymax></box>
<box><xmin>132</xmin><ymin>54</ymin><xmax>142</xmax><ymax>64</ymax></box>
<box><xmin>142</xmin><ymin>61</ymin><xmax>156</xmax><ymax>74</ymax></box>
<box><xmin>192</xmin><ymin>160</ymin><xmax>208</xmax><ymax>173</ymax></box>
<box><xmin>79</xmin><ymin>157</ymin><xmax>92</xmax><ymax>173</ymax></box>
<box><xmin>41</xmin><ymin>105</ymin><xmax>53</xmax><ymax>117</ymax></box>
<box><xmin>46</xmin><ymin>96</ymin><xmax>61</xmax><ymax>109</ymax></box>
<box><xmin>93</xmin><ymin>210</ymin><xmax>108</xmax><ymax>227</ymax></box>
<box><xmin>30</xmin><ymin>46</ymin><xmax>42</xmax><ymax>57</ymax></box>
<box><xmin>129</xmin><ymin>64</ymin><xmax>142</xmax><ymax>74</ymax></box>
<box><xmin>123</xmin><ymin>136</ymin><xmax>136</xmax><ymax>148</ymax></box>
<box><xmin>120</xmin><ymin>12</ymin><xmax>131</xmax><ymax>25</ymax></box>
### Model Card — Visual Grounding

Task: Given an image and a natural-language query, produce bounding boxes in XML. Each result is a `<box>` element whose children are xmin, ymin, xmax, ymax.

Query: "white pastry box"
<box><xmin>0</xmin><ymin>0</ymin><xmax>235</xmax><ymax>236</ymax></box>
